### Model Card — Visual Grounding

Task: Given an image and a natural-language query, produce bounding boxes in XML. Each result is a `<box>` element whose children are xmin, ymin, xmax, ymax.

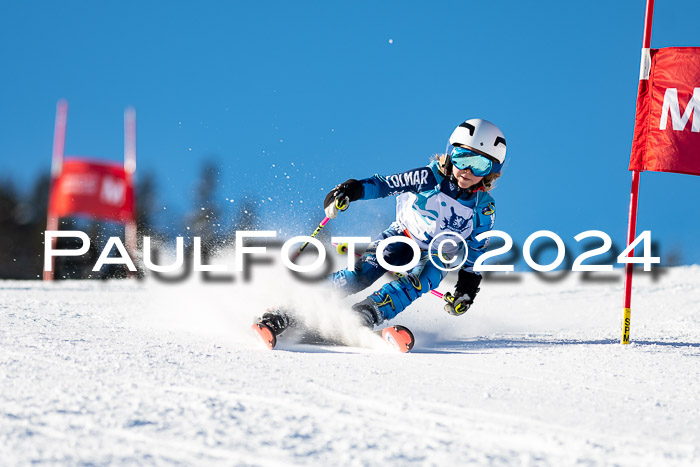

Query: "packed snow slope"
<box><xmin>2</xmin><ymin>265</ymin><xmax>700</xmax><ymax>466</ymax></box>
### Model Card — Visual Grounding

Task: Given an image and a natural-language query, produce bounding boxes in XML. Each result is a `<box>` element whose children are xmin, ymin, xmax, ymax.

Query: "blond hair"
<box><xmin>434</xmin><ymin>154</ymin><xmax>501</xmax><ymax>192</ymax></box>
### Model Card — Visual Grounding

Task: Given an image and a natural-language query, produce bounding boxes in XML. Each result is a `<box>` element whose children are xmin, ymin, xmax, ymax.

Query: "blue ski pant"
<box><xmin>328</xmin><ymin>224</ymin><xmax>448</xmax><ymax>321</ymax></box>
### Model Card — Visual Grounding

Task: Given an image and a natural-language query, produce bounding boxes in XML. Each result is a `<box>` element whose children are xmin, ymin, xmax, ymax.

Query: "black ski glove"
<box><xmin>323</xmin><ymin>179</ymin><xmax>363</xmax><ymax>219</ymax></box>
<box><xmin>443</xmin><ymin>270</ymin><xmax>482</xmax><ymax>316</ymax></box>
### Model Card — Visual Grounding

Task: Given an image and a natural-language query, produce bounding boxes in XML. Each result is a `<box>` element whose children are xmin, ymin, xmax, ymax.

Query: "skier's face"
<box><xmin>453</xmin><ymin>166</ymin><xmax>484</xmax><ymax>189</ymax></box>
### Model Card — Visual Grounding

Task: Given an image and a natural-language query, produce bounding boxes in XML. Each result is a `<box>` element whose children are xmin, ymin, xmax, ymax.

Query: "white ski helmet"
<box><xmin>448</xmin><ymin>118</ymin><xmax>507</xmax><ymax>174</ymax></box>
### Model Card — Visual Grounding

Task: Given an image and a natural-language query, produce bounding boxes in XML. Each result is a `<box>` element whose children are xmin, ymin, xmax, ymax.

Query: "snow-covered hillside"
<box><xmin>2</xmin><ymin>266</ymin><xmax>700</xmax><ymax>465</ymax></box>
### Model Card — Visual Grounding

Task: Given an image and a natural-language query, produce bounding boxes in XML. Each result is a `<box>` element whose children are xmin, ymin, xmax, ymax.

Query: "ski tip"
<box><xmin>251</xmin><ymin>323</ymin><xmax>277</xmax><ymax>350</ymax></box>
<box><xmin>381</xmin><ymin>325</ymin><xmax>415</xmax><ymax>353</ymax></box>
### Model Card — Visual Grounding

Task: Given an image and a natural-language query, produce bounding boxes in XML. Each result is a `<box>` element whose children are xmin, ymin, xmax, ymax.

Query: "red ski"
<box><xmin>251</xmin><ymin>322</ymin><xmax>277</xmax><ymax>350</ymax></box>
<box><xmin>380</xmin><ymin>325</ymin><xmax>415</xmax><ymax>353</ymax></box>
<box><xmin>252</xmin><ymin>321</ymin><xmax>415</xmax><ymax>353</ymax></box>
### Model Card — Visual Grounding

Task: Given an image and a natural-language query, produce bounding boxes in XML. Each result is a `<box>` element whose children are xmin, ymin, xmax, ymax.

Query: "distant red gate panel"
<box><xmin>49</xmin><ymin>158</ymin><xmax>135</xmax><ymax>222</ymax></box>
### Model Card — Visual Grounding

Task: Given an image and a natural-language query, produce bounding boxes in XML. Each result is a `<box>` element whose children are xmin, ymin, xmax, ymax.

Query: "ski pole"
<box><xmin>334</xmin><ymin>243</ymin><xmax>444</xmax><ymax>299</ymax></box>
<box><xmin>292</xmin><ymin>197</ymin><xmax>349</xmax><ymax>261</ymax></box>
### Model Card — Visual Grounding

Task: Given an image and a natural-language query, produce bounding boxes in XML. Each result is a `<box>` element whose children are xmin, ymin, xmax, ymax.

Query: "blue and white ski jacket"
<box><xmin>358</xmin><ymin>160</ymin><xmax>496</xmax><ymax>273</ymax></box>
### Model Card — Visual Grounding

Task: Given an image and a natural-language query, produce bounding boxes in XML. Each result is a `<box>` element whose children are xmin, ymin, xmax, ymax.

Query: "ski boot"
<box><xmin>351</xmin><ymin>298</ymin><xmax>414</xmax><ymax>353</ymax></box>
<box><xmin>351</xmin><ymin>298</ymin><xmax>384</xmax><ymax>328</ymax></box>
<box><xmin>251</xmin><ymin>309</ymin><xmax>294</xmax><ymax>350</ymax></box>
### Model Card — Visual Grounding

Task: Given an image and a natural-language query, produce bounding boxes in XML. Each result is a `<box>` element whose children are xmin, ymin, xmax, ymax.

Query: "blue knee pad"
<box><xmin>368</xmin><ymin>255</ymin><xmax>447</xmax><ymax>321</ymax></box>
<box><xmin>328</xmin><ymin>227</ymin><xmax>417</xmax><ymax>297</ymax></box>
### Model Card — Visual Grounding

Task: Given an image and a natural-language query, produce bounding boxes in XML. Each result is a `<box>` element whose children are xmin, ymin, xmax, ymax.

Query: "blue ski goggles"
<box><xmin>450</xmin><ymin>147</ymin><xmax>493</xmax><ymax>177</ymax></box>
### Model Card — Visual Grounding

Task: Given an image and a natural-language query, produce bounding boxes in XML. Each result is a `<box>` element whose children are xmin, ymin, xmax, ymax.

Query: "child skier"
<box><xmin>254</xmin><ymin>118</ymin><xmax>506</xmax><ymax>349</ymax></box>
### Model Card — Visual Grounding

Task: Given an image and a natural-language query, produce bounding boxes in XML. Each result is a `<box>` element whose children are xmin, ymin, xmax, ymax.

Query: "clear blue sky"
<box><xmin>2</xmin><ymin>0</ymin><xmax>699</xmax><ymax>265</ymax></box>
